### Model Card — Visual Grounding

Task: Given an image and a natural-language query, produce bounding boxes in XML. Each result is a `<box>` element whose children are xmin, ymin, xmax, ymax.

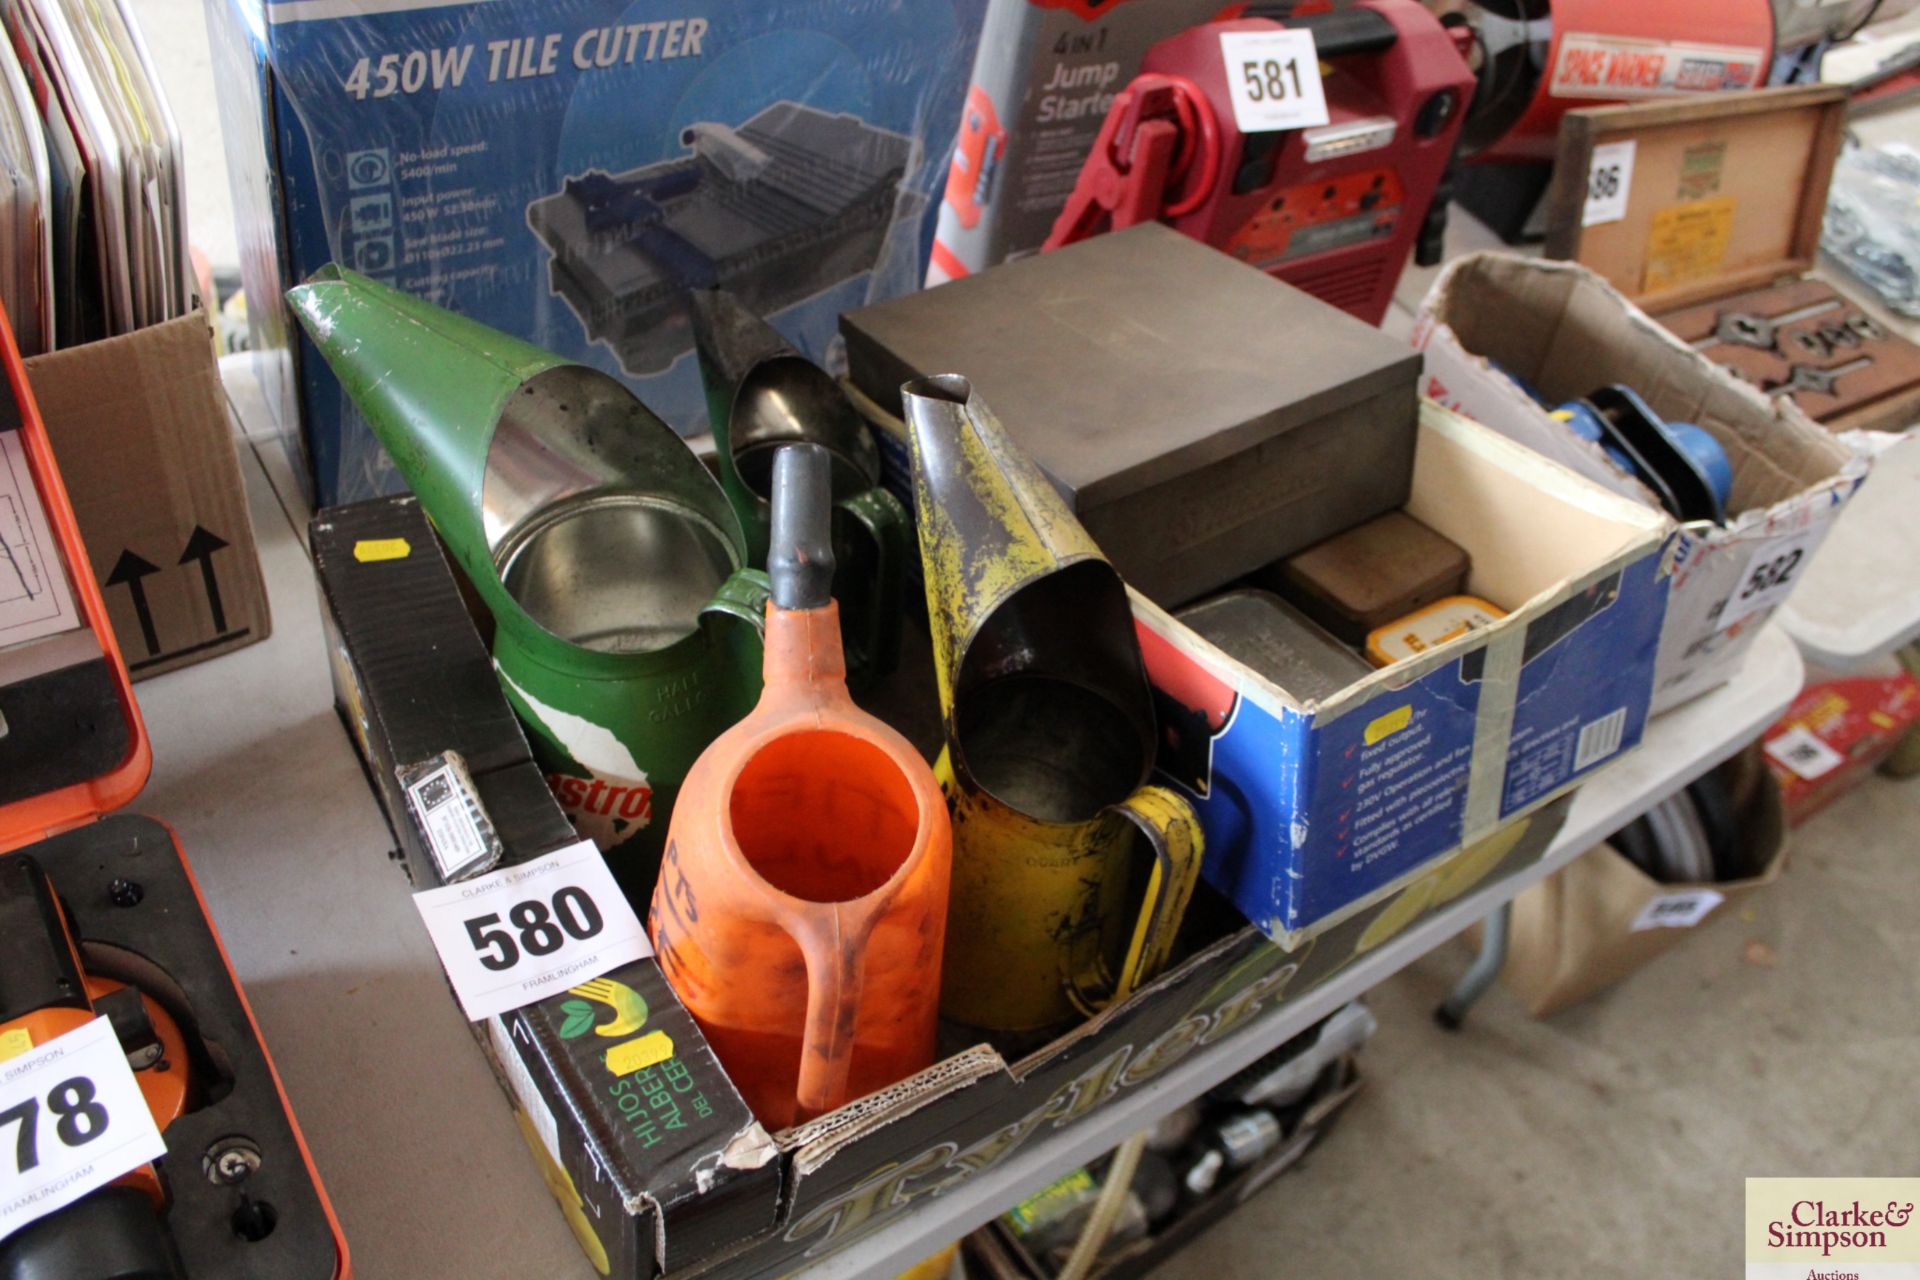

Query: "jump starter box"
<box><xmin>927</xmin><ymin>0</ymin><xmax>1465</xmax><ymax>322</ymax></box>
<box><xmin>931</xmin><ymin>0</ymin><xmax>1259</xmax><ymax>281</ymax></box>
<box><xmin>205</xmin><ymin>0</ymin><xmax>985</xmax><ymax>506</ymax></box>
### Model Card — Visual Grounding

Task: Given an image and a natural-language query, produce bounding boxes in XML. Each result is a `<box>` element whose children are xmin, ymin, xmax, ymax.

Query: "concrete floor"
<box><xmin>1153</xmin><ymin>772</ymin><xmax>1920</xmax><ymax>1279</ymax></box>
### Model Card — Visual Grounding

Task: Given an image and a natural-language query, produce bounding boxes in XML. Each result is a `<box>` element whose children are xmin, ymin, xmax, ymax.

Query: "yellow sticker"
<box><xmin>352</xmin><ymin>537</ymin><xmax>412</xmax><ymax>563</ymax></box>
<box><xmin>1364</xmin><ymin>704</ymin><xmax>1412</xmax><ymax>745</ymax></box>
<box><xmin>0</xmin><ymin>1028</ymin><xmax>31</xmax><ymax>1063</ymax></box>
<box><xmin>603</xmin><ymin>1029</ymin><xmax>675</xmax><ymax>1077</ymax></box>
<box><xmin>1642</xmin><ymin>196</ymin><xmax>1735</xmax><ymax>294</ymax></box>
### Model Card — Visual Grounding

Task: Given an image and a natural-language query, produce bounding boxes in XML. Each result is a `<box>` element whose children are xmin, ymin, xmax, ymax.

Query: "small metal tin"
<box><xmin>1366</xmin><ymin>595</ymin><xmax>1506</xmax><ymax>668</ymax></box>
<box><xmin>1263</xmin><ymin>510</ymin><xmax>1469</xmax><ymax>644</ymax></box>
<box><xmin>1176</xmin><ymin>589</ymin><xmax>1372</xmax><ymax>704</ymax></box>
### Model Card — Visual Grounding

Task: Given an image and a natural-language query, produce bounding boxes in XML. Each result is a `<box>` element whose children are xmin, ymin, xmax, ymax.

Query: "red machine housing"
<box><xmin>1046</xmin><ymin>0</ymin><xmax>1475</xmax><ymax>326</ymax></box>
<box><xmin>1459</xmin><ymin>0</ymin><xmax>1775</xmax><ymax>163</ymax></box>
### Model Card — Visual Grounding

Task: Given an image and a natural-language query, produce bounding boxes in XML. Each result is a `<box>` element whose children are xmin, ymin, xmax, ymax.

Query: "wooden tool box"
<box><xmin>1543</xmin><ymin>85</ymin><xmax>1920</xmax><ymax>434</ymax></box>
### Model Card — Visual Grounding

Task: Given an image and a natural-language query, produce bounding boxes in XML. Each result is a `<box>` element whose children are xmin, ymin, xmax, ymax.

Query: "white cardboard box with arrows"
<box><xmin>24</xmin><ymin>311</ymin><xmax>270</xmax><ymax>679</ymax></box>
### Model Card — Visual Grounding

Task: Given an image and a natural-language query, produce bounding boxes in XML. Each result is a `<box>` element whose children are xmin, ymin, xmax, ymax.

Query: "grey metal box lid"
<box><xmin>841</xmin><ymin>223</ymin><xmax>1420</xmax><ymax>512</ymax></box>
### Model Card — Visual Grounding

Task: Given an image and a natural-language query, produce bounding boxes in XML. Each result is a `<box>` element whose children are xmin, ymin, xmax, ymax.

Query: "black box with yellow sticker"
<box><xmin>310</xmin><ymin>494</ymin><xmax>781</xmax><ymax>1276</ymax></box>
<box><xmin>311</xmin><ymin>491</ymin><xmax>1578</xmax><ymax>1278</ymax></box>
<box><xmin>485</xmin><ymin>970</ymin><xmax>781</xmax><ymax>1277</ymax></box>
<box><xmin>310</xmin><ymin>496</ymin><xmax>579</xmax><ymax>886</ymax></box>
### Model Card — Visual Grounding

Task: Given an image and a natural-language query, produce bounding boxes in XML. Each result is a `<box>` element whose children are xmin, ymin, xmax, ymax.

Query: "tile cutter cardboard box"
<box><xmin>1416</xmin><ymin>250</ymin><xmax>1868</xmax><ymax>716</ymax></box>
<box><xmin>1132</xmin><ymin>399</ymin><xmax>1671</xmax><ymax>949</ymax></box>
<box><xmin>312</xmin><ymin>491</ymin><xmax>1577</xmax><ymax>1280</ymax></box>
<box><xmin>1538</xmin><ymin>85</ymin><xmax>1920</xmax><ymax>436</ymax></box>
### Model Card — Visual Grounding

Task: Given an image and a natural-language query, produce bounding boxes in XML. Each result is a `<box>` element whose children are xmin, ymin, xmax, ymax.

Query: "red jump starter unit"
<box><xmin>1045</xmin><ymin>0</ymin><xmax>1475</xmax><ymax>326</ymax></box>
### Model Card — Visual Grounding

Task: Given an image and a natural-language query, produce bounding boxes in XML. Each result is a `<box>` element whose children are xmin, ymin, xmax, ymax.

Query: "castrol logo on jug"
<box><xmin>545</xmin><ymin>771</ymin><xmax>655</xmax><ymax>848</ymax></box>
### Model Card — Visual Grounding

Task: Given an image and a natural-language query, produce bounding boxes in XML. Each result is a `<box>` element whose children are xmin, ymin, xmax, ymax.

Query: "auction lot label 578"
<box><xmin>1749</xmin><ymin>1179</ymin><xmax>1920</xmax><ymax>1278</ymax></box>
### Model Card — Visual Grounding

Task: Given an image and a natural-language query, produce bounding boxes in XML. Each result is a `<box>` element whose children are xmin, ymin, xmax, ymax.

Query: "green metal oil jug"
<box><xmin>288</xmin><ymin>266</ymin><xmax>768</xmax><ymax>900</ymax></box>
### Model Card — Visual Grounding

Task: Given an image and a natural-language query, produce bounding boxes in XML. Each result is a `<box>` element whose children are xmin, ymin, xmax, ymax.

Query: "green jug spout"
<box><xmin>288</xmin><ymin>267</ymin><xmax>750</xmax><ymax>650</ymax></box>
<box><xmin>691</xmin><ymin>288</ymin><xmax>907</xmax><ymax>686</ymax></box>
<box><xmin>690</xmin><ymin>287</ymin><xmax>882</xmax><ymax>537</ymax></box>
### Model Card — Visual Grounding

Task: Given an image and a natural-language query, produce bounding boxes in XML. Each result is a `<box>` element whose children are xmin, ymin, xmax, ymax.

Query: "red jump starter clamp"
<box><xmin>1045</xmin><ymin>0</ymin><xmax>1475</xmax><ymax>326</ymax></box>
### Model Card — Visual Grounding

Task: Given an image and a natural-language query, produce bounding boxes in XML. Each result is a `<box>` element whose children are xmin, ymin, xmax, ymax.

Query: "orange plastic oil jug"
<box><xmin>649</xmin><ymin>444</ymin><xmax>952</xmax><ymax>1129</ymax></box>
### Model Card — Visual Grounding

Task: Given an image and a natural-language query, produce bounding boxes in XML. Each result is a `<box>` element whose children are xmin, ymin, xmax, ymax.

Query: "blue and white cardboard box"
<box><xmin>205</xmin><ymin>0</ymin><xmax>984</xmax><ymax>506</ymax></box>
<box><xmin>1131</xmin><ymin>400</ymin><xmax>1674</xmax><ymax>948</ymax></box>
<box><xmin>1415</xmin><ymin>253</ymin><xmax>1871</xmax><ymax>715</ymax></box>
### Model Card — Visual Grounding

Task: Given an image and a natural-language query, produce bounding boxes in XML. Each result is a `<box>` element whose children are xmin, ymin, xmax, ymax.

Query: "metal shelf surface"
<box><xmin>134</xmin><ymin>363</ymin><xmax>1802</xmax><ymax>1279</ymax></box>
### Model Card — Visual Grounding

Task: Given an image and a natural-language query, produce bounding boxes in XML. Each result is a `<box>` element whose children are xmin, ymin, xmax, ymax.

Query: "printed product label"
<box><xmin>403</xmin><ymin>758</ymin><xmax>498</xmax><ymax>881</ymax></box>
<box><xmin>1678</xmin><ymin>140</ymin><xmax>1727</xmax><ymax>200</ymax></box>
<box><xmin>1765</xmin><ymin>725</ymin><xmax>1847</xmax><ymax>781</ymax></box>
<box><xmin>1630</xmin><ymin>888</ymin><xmax>1724</xmax><ymax>931</ymax></box>
<box><xmin>1643</xmin><ymin>196</ymin><xmax>1736</xmax><ymax>294</ymax></box>
<box><xmin>1550</xmin><ymin>34</ymin><xmax>1763</xmax><ymax>100</ymax></box>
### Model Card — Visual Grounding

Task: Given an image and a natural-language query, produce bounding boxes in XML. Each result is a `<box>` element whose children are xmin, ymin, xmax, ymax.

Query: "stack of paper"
<box><xmin>0</xmin><ymin>0</ymin><xmax>188</xmax><ymax>354</ymax></box>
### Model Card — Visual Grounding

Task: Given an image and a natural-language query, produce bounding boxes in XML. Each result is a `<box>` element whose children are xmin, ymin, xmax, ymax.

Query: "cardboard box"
<box><xmin>1133</xmin><ymin>399</ymin><xmax>1670</xmax><ymax>947</ymax></box>
<box><xmin>310</xmin><ymin>482</ymin><xmax>1574</xmax><ymax>1277</ymax></box>
<box><xmin>1762</xmin><ymin>659</ymin><xmax>1920</xmax><ymax>825</ymax></box>
<box><xmin>1502</xmin><ymin>745</ymin><xmax>1785</xmax><ymax>1017</ymax></box>
<box><xmin>842</xmin><ymin>224</ymin><xmax>1421</xmax><ymax>606</ymax></box>
<box><xmin>309</xmin><ymin>496</ymin><xmax>580</xmax><ymax>886</ymax></box>
<box><xmin>925</xmin><ymin>0</ymin><xmax>1280</xmax><ymax>284</ymax></box>
<box><xmin>204</xmin><ymin>0</ymin><xmax>986</xmax><ymax>506</ymax></box>
<box><xmin>309</xmin><ymin>496</ymin><xmax>780</xmax><ymax>1277</ymax></box>
<box><xmin>1541</xmin><ymin>85</ymin><xmax>1920</xmax><ymax>434</ymax></box>
<box><xmin>24</xmin><ymin>312</ymin><xmax>271</xmax><ymax>678</ymax></box>
<box><xmin>1415</xmin><ymin>251</ymin><xmax>1866</xmax><ymax>715</ymax></box>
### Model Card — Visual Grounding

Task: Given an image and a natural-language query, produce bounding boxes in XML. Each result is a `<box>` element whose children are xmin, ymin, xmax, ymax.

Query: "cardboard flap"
<box><xmin>1544</xmin><ymin>85</ymin><xmax>1848</xmax><ymax>311</ymax></box>
<box><xmin>26</xmin><ymin>312</ymin><xmax>272</xmax><ymax>680</ymax></box>
<box><xmin>1421</xmin><ymin>253</ymin><xmax>1855</xmax><ymax>517</ymax></box>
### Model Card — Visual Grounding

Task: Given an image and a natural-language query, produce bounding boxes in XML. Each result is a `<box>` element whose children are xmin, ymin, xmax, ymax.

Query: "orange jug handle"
<box><xmin>791</xmin><ymin>909</ymin><xmax>877</xmax><ymax>1123</ymax></box>
<box><xmin>1069</xmin><ymin>787</ymin><xmax>1204</xmax><ymax>1016</ymax></box>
